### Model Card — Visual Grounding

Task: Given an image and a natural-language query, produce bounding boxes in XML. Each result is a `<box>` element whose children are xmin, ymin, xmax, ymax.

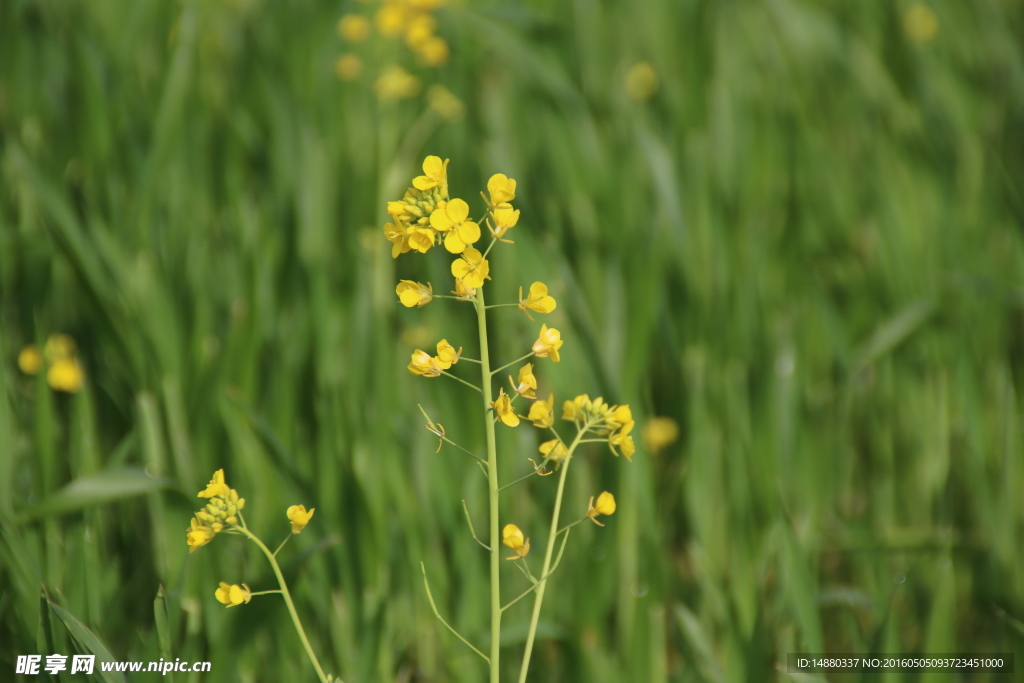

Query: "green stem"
<box><xmin>273</xmin><ymin>532</ymin><xmax>293</xmax><ymax>557</ymax></box>
<box><xmin>484</xmin><ymin>303</ymin><xmax>522</xmax><ymax>310</ymax></box>
<box><xmin>249</xmin><ymin>590</ymin><xmax>283</xmax><ymax>597</ymax></box>
<box><xmin>491</xmin><ymin>352</ymin><xmax>536</xmax><ymax>378</ymax></box>
<box><xmin>474</xmin><ymin>288</ymin><xmax>502</xmax><ymax>683</ymax></box>
<box><xmin>236</xmin><ymin>526</ymin><xmax>333</xmax><ymax>683</ymax></box>
<box><xmin>441</xmin><ymin>370</ymin><xmax>483</xmax><ymax>394</ymax></box>
<box><xmin>421</xmin><ymin>562</ymin><xmax>490</xmax><ymax>663</ymax></box>
<box><xmin>498</xmin><ymin>458</ymin><xmax>552</xmax><ymax>492</ymax></box>
<box><xmin>517</xmin><ymin>423</ymin><xmax>591</xmax><ymax>683</ymax></box>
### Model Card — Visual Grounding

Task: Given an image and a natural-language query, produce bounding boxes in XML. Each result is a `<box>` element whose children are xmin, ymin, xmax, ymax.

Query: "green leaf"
<box><xmin>48</xmin><ymin>602</ymin><xmax>127</xmax><ymax>683</ymax></box>
<box><xmin>18</xmin><ymin>468</ymin><xmax>170</xmax><ymax>522</ymax></box>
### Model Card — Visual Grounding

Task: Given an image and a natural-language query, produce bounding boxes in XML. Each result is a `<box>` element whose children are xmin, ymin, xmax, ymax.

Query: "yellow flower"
<box><xmin>375</xmin><ymin>65</ymin><xmax>421</xmax><ymax>100</ymax></box>
<box><xmin>605</xmin><ymin>404</ymin><xmax>633</xmax><ymax>431</ymax></box>
<box><xmin>502</xmin><ymin>523</ymin><xmax>530</xmax><ymax>560</ymax></box>
<box><xmin>215</xmin><ymin>582</ymin><xmax>252</xmax><ymax>607</ymax></box>
<box><xmin>609</xmin><ymin>421</ymin><xmax>636</xmax><ymax>461</ymax></box>
<box><xmin>512</xmin><ymin>363</ymin><xmax>537</xmax><ymax>399</ymax></box>
<box><xmin>451</xmin><ymin>247</ymin><xmax>490</xmax><ymax>289</ymax></box>
<box><xmin>287</xmin><ymin>504</ymin><xmax>315</xmax><ymax>534</ymax></box>
<box><xmin>532</xmin><ymin>324</ymin><xmax>563</xmax><ymax>363</ymax></box>
<box><xmin>408</xmin><ymin>349</ymin><xmax>445</xmax><ymax>377</ymax></box>
<box><xmin>490</xmin><ymin>388</ymin><xmax>520</xmax><ymax>427</ymax></box>
<box><xmin>642</xmin><ymin>416</ymin><xmax>678</xmax><ymax>454</ymax></box>
<box><xmin>407</xmin><ymin>227</ymin><xmax>436</xmax><ymax>253</ymax></box>
<box><xmin>186</xmin><ymin>517</ymin><xmax>215</xmax><ymax>553</ymax></box>
<box><xmin>18</xmin><ymin>345</ymin><xmax>41</xmax><ymax>375</ymax></box>
<box><xmin>416</xmin><ymin>36</ymin><xmax>449</xmax><ymax>67</ymax></box>
<box><xmin>453</xmin><ymin>277</ymin><xmax>476</xmax><ymax>299</ymax></box>
<box><xmin>626</xmin><ymin>61</ymin><xmax>659</xmax><ymax>102</ymax></box>
<box><xmin>489</xmin><ymin>203</ymin><xmax>519</xmax><ymax>240</ymax></box>
<box><xmin>431</xmin><ymin>198</ymin><xmax>480</xmax><ymax>254</ymax></box>
<box><xmin>518</xmin><ymin>282</ymin><xmax>557</xmax><ymax>317</ymax></box>
<box><xmin>375</xmin><ymin>4</ymin><xmax>407</xmax><ymax>37</ymax></box>
<box><xmin>46</xmin><ymin>357</ymin><xmax>84</xmax><ymax>393</ymax></box>
<box><xmin>335</xmin><ymin>54</ymin><xmax>363</xmax><ymax>81</ymax></box>
<box><xmin>337</xmin><ymin>14</ymin><xmax>371</xmax><ymax>42</ymax></box>
<box><xmin>404</xmin><ymin>13</ymin><xmax>437</xmax><ymax>49</ymax></box>
<box><xmin>435</xmin><ymin>339</ymin><xmax>462</xmax><ymax>368</ymax></box>
<box><xmin>412</xmin><ymin>155</ymin><xmax>449</xmax><ymax>192</ymax></box>
<box><xmin>199</xmin><ymin>469</ymin><xmax>231</xmax><ymax>499</ymax></box>
<box><xmin>396</xmin><ymin>280</ymin><xmax>433</xmax><ymax>308</ymax></box>
<box><xmin>903</xmin><ymin>4</ymin><xmax>938</xmax><ymax>44</ymax></box>
<box><xmin>486</xmin><ymin>173</ymin><xmax>516</xmax><ymax>206</ymax></box>
<box><xmin>427</xmin><ymin>84</ymin><xmax>464</xmax><ymax>120</ymax></box>
<box><xmin>587</xmin><ymin>491</ymin><xmax>616</xmax><ymax>526</ymax></box>
<box><xmin>383</xmin><ymin>222</ymin><xmax>411</xmax><ymax>258</ymax></box>
<box><xmin>528</xmin><ymin>393</ymin><xmax>555</xmax><ymax>428</ymax></box>
<box><xmin>538</xmin><ymin>438</ymin><xmax>568</xmax><ymax>467</ymax></box>
<box><xmin>44</xmin><ymin>334</ymin><xmax>76</xmax><ymax>362</ymax></box>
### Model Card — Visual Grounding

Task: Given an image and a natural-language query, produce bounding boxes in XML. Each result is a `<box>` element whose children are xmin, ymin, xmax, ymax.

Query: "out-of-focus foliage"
<box><xmin>1</xmin><ymin>0</ymin><xmax>1023</xmax><ymax>681</ymax></box>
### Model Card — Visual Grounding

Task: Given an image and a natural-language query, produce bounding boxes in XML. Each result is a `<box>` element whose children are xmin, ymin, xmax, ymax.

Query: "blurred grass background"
<box><xmin>2</xmin><ymin>0</ymin><xmax>1024</xmax><ymax>681</ymax></box>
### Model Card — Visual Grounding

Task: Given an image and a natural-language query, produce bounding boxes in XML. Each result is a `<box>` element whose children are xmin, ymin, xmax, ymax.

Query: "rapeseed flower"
<box><xmin>435</xmin><ymin>339</ymin><xmax>462</xmax><ymax>368</ymax></box>
<box><xmin>47</xmin><ymin>357</ymin><xmax>84</xmax><ymax>393</ymax></box>
<box><xmin>335</xmin><ymin>54</ymin><xmax>363</xmax><ymax>81</ymax></box>
<box><xmin>491</xmin><ymin>388</ymin><xmax>520</xmax><ymax>427</ymax></box>
<box><xmin>608</xmin><ymin>421</ymin><xmax>636</xmax><ymax>461</ymax></box>
<box><xmin>502</xmin><ymin>524</ymin><xmax>530</xmax><ymax>560</ymax></box>
<box><xmin>215</xmin><ymin>582</ymin><xmax>252</xmax><ymax>607</ymax></box>
<box><xmin>431</xmin><ymin>198</ymin><xmax>480</xmax><ymax>253</ymax></box>
<box><xmin>408</xmin><ymin>349</ymin><xmax>445</xmax><ymax>377</ymax></box>
<box><xmin>451</xmin><ymin>247</ymin><xmax>490</xmax><ymax>289</ymax></box>
<box><xmin>18</xmin><ymin>346</ymin><xmax>41</xmax><ymax>375</ymax></box>
<box><xmin>642</xmin><ymin>416</ymin><xmax>678</xmax><ymax>454</ymax></box>
<box><xmin>337</xmin><ymin>14</ymin><xmax>371</xmax><ymax>42</ymax></box>
<box><xmin>375</xmin><ymin>65</ymin><xmax>420</xmax><ymax>100</ymax></box>
<box><xmin>512</xmin><ymin>363</ymin><xmax>537</xmax><ymax>399</ymax></box>
<box><xmin>586</xmin><ymin>491</ymin><xmax>616</xmax><ymax>526</ymax></box>
<box><xmin>626</xmin><ymin>61</ymin><xmax>659</xmax><ymax>102</ymax></box>
<box><xmin>532</xmin><ymin>324</ymin><xmax>563</xmax><ymax>362</ymax></box>
<box><xmin>199</xmin><ymin>469</ymin><xmax>231</xmax><ymax>499</ymax></box>
<box><xmin>489</xmin><ymin>203</ymin><xmax>519</xmax><ymax>240</ymax></box>
<box><xmin>397</xmin><ymin>280</ymin><xmax>433</xmax><ymax>307</ymax></box>
<box><xmin>538</xmin><ymin>438</ymin><xmax>568</xmax><ymax>468</ymax></box>
<box><xmin>413</xmin><ymin>155</ymin><xmax>449</xmax><ymax>192</ymax></box>
<box><xmin>527</xmin><ymin>393</ymin><xmax>555</xmax><ymax>428</ymax></box>
<box><xmin>287</xmin><ymin>505</ymin><xmax>315</xmax><ymax>534</ymax></box>
<box><xmin>486</xmin><ymin>174</ymin><xmax>516</xmax><ymax>207</ymax></box>
<box><xmin>518</xmin><ymin>282</ymin><xmax>556</xmax><ymax>318</ymax></box>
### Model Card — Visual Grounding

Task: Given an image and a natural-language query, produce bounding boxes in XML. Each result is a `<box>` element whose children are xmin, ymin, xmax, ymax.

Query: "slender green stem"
<box><xmin>273</xmin><ymin>532</ymin><xmax>293</xmax><ymax>557</ymax></box>
<box><xmin>249</xmin><ymin>590</ymin><xmax>283</xmax><ymax>597</ymax></box>
<box><xmin>517</xmin><ymin>423</ymin><xmax>592</xmax><ymax>683</ymax></box>
<box><xmin>498</xmin><ymin>458</ymin><xmax>552</xmax><ymax>492</ymax></box>
<box><xmin>474</xmin><ymin>288</ymin><xmax>502</xmax><ymax>683</ymax></box>
<box><xmin>418</xmin><ymin>404</ymin><xmax>488</xmax><ymax>466</ymax></box>
<box><xmin>462</xmin><ymin>500</ymin><xmax>491</xmax><ymax>550</ymax></box>
<box><xmin>484</xmin><ymin>303</ymin><xmax>522</xmax><ymax>310</ymax></box>
<box><xmin>482</xmin><ymin>235</ymin><xmax>499</xmax><ymax>260</ymax></box>
<box><xmin>432</xmin><ymin>294</ymin><xmax>473</xmax><ymax>301</ymax></box>
<box><xmin>491</xmin><ymin>352</ymin><xmax>536</xmax><ymax>378</ymax></box>
<box><xmin>441</xmin><ymin>370</ymin><xmax>483</xmax><ymax>394</ymax></box>
<box><xmin>577</xmin><ymin>439</ymin><xmax>608</xmax><ymax>444</ymax></box>
<box><xmin>421</xmin><ymin>562</ymin><xmax>490</xmax><ymax>663</ymax></box>
<box><xmin>501</xmin><ymin>529</ymin><xmax>571</xmax><ymax>613</ymax></box>
<box><xmin>458</xmin><ymin>357</ymin><xmax>482</xmax><ymax>364</ymax></box>
<box><xmin>236</xmin><ymin>526</ymin><xmax>333</xmax><ymax>683</ymax></box>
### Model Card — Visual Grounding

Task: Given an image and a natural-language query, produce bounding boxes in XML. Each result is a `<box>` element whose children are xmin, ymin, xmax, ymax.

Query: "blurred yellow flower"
<box><xmin>337</xmin><ymin>14</ymin><xmax>371</xmax><ymax>42</ymax></box>
<box><xmin>451</xmin><ymin>247</ymin><xmax>490</xmax><ymax>289</ymax></box>
<box><xmin>642</xmin><ymin>416</ymin><xmax>678</xmax><ymax>454</ymax></box>
<box><xmin>18</xmin><ymin>345</ymin><xmax>41</xmax><ymax>375</ymax></box>
<box><xmin>186</xmin><ymin>517</ymin><xmax>215</xmax><ymax>553</ymax></box>
<box><xmin>396</xmin><ymin>280</ymin><xmax>433</xmax><ymax>307</ymax></box>
<box><xmin>532</xmin><ymin>324</ymin><xmax>563</xmax><ymax>363</ymax></box>
<box><xmin>413</xmin><ymin>155</ymin><xmax>449</xmax><ymax>192</ymax></box>
<box><xmin>404</xmin><ymin>13</ymin><xmax>437</xmax><ymax>49</ymax></box>
<box><xmin>626</xmin><ymin>61</ymin><xmax>659</xmax><ymax>102</ymax></box>
<box><xmin>384</xmin><ymin>222</ymin><xmax>410</xmax><ymax>258</ymax></box>
<box><xmin>44</xmin><ymin>334</ymin><xmax>76</xmax><ymax>362</ymax></box>
<box><xmin>609</xmin><ymin>421</ymin><xmax>636</xmax><ymax>461</ymax></box>
<box><xmin>431</xmin><ymin>198</ymin><xmax>481</xmax><ymax>253</ymax></box>
<box><xmin>512</xmin><ymin>363</ymin><xmax>537</xmax><ymax>399</ymax></box>
<box><xmin>435</xmin><ymin>339</ymin><xmax>461</xmax><ymax>368</ymax></box>
<box><xmin>287</xmin><ymin>504</ymin><xmax>315</xmax><ymax>534</ymax></box>
<box><xmin>215</xmin><ymin>582</ymin><xmax>252</xmax><ymax>607</ymax></box>
<box><xmin>486</xmin><ymin>173</ymin><xmax>516</xmax><ymax>206</ymax></box>
<box><xmin>416</xmin><ymin>36</ymin><xmax>449</xmax><ymax>67</ymax></box>
<box><xmin>538</xmin><ymin>438</ymin><xmax>568</xmax><ymax>466</ymax></box>
<box><xmin>489</xmin><ymin>203</ymin><xmax>519</xmax><ymax>240</ymax></box>
<box><xmin>491</xmin><ymin>388</ymin><xmax>520</xmax><ymax>427</ymax></box>
<box><xmin>427</xmin><ymin>84</ymin><xmax>464</xmax><ymax>120</ymax></box>
<box><xmin>375</xmin><ymin>65</ymin><xmax>421</xmax><ymax>100</ymax></box>
<box><xmin>502</xmin><ymin>523</ymin><xmax>530</xmax><ymax>560</ymax></box>
<box><xmin>904</xmin><ymin>4</ymin><xmax>938</xmax><ymax>44</ymax></box>
<box><xmin>375</xmin><ymin>4</ymin><xmax>407</xmax><ymax>37</ymax></box>
<box><xmin>335</xmin><ymin>54</ymin><xmax>363</xmax><ymax>81</ymax></box>
<box><xmin>528</xmin><ymin>393</ymin><xmax>555</xmax><ymax>428</ymax></box>
<box><xmin>199</xmin><ymin>469</ymin><xmax>231</xmax><ymax>499</ymax></box>
<box><xmin>47</xmin><ymin>357</ymin><xmax>84</xmax><ymax>393</ymax></box>
<box><xmin>587</xmin><ymin>491</ymin><xmax>616</xmax><ymax>525</ymax></box>
<box><xmin>606</xmin><ymin>404</ymin><xmax>633</xmax><ymax>431</ymax></box>
<box><xmin>518</xmin><ymin>282</ymin><xmax>557</xmax><ymax>317</ymax></box>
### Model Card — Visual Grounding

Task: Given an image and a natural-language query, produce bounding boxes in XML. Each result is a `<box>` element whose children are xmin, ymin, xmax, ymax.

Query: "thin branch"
<box><xmin>421</xmin><ymin>562</ymin><xmax>490</xmax><ymax>664</ymax></box>
<box><xmin>498</xmin><ymin>457</ymin><xmax>552</xmax><ymax>492</ymax></box>
<box><xmin>462</xmin><ymin>500</ymin><xmax>491</xmax><ymax>551</ymax></box>
<box><xmin>441</xmin><ymin>371</ymin><xmax>483</xmax><ymax>394</ymax></box>
<box><xmin>490</xmin><ymin>352</ymin><xmax>536</xmax><ymax>378</ymax></box>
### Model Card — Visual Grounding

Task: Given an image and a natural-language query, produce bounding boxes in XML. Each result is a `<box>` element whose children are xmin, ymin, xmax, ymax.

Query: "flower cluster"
<box><xmin>563</xmin><ymin>396</ymin><xmax>636</xmax><ymax>461</ymax></box>
<box><xmin>408</xmin><ymin>339</ymin><xmax>462</xmax><ymax>377</ymax></box>
<box><xmin>186</xmin><ymin>470</ymin><xmax>245</xmax><ymax>553</ymax></box>
<box><xmin>18</xmin><ymin>334</ymin><xmax>85</xmax><ymax>393</ymax></box>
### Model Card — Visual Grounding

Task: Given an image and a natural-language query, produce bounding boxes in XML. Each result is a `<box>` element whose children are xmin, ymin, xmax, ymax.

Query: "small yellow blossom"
<box><xmin>215</xmin><ymin>582</ymin><xmax>252</xmax><ymax>607</ymax></box>
<box><xmin>416</xmin><ymin>36</ymin><xmax>449</xmax><ymax>67</ymax></box>
<box><xmin>408</xmin><ymin>349</ymin><xmax>445</xmax><ymax>377</ymax></box>
<box><xmin>384</xmin><ymin>222</ymin><xmax>411</xmax><ymax>258</ymax></box>
<box><xmin>427</xmin><ymin>84</ymin><xmax>464</xmax><ymax>120</ymax></box>
<box><xmin>47</xmin><ymin>357</ymin><xmax>84</xmax><ymax>393</ymax></box>
<box><xmin>375</xmin><ymin>4</ymin><xmax>407</xmax><ymax>37</ymax></box>
<box><xmin>451</xmin><ymin>247</ymin><xmax>490</xmax><ymax>289</ymax></box>
<box><xmin>486</xmin><ymin>174</ymin><xmax>516</xmax><ymax>206</ymax></box>
<box><xmin>186</xmin><ymin>517</ymin><xmax>215</xmax><ymax>553</ymax></box>
<box><xmin>335</xmin><ymin>54</ymin><xmax>363</xmax><ymax>81</ymax></box>
<box><xmin>502</xmin><ymin>523</ymin><xmax>530</xmax><ymax>560</ymax></box>
<box><xmin>606</xmin><ymin>404</ymin><xmax>633</xmax><ymax>431</ymax></box>
<box><xmin>199</xmin><ymin>469</ymin><xmax>231</xmax><ymax>499</ymax></box>
<box><xmin>489</xmin><ymin>203</ymin><xmax>519</xmax><ymax>240</ymax></box>
<box><xmin>453</xmin><ymin>277</ymin><xmax>476</xmax><ymax>298</ymax></box>
<box><xmin>287</xmin><ymin>504</ymin><xmax>315</xmax><ymax>534</ymax></box>
<box><xmin>337</xmin><ymin>14</ymin><xmax>371</xmax><ymax>42</ymax></box>
<box><xmin>642</xmin><ymin>416</ymin><xmax>678</xmax><ymax>454</ymax></box>
<box><xmin>491</xmin><ymin>388</ymin><xmax>520</xmax><ymax>427</ymax></box>
<box><xmin>44</xmin><ymin>334</ymin><xmax>76</xmax><ymax>362</ymax></box>
<box><xmin>18</xmin><ymin>345</ymin><xmax>42</xmax><ymax>375</ymax></box>
<box><xmin>587</xmin><ymin>491</ymin><xmax>616</xmax><ymax>526</ymax></box>
<box><xmin>511</xmin><ymin>363</ymin><xmax>537</xmax><ymax>399</ymax></box>
<box><xmin>413</xmin><ymin>155</ymin><xmax>449</xmax><ymax>192</ymax></box>
<box><xmin>903</xmin><ymin>4</ymin><xmax>938</xmax><ymax>44</ymax></box>
<box><xmin>518</xmin><ymin>282</ymin><xmax>557</xmax><ymax>317</ymax></box>
<box><xmin>626</xmin><ymin>61</ymin><xmax>659</xmax><ymax>102</ymax></box>
<box><xmin>375</xmin><ymin>65</ymin><xmax>421</xmax><ymax>101</ymax></box>
<box><xmin>435</xmin><ymin>339</ymin><xmax>462</xmax><ymax>368</ymax></box>
<box><xmin>609</xmin><ymin>421</ymin><xmax>636</xmax><ymax>461</ymax></box>
<box><xmin>431</xmin><ymin>198</ymin><xmax>481</xmax><ymax>254</ymax></box>
<box><xmin>397</xmin><ymin>280</ymin><xmax>433</xmax><ymax>307</ymax></box>
<box><xmin>532</xmin><ymin>324</ymin><xmax>563</xmax><ymax>363</ymax></box>
<box><xmin>407</xmin><ymin>227</ymin><xmax>436</xmax><ymax>253</ymax></box>
<box><xmin>538</xmin><ymin>438</ymin><xmax>568</xmax><ymax>467</ymax></box>
<box><xmin>404</xmin><ymin>13</ymin><xmax>437</xmax><ymax>49</ymax></box>
<box><xmin>528</xmin><ymin>393</ymin><xmax>555</xmax><ymax>428</ymax></box>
